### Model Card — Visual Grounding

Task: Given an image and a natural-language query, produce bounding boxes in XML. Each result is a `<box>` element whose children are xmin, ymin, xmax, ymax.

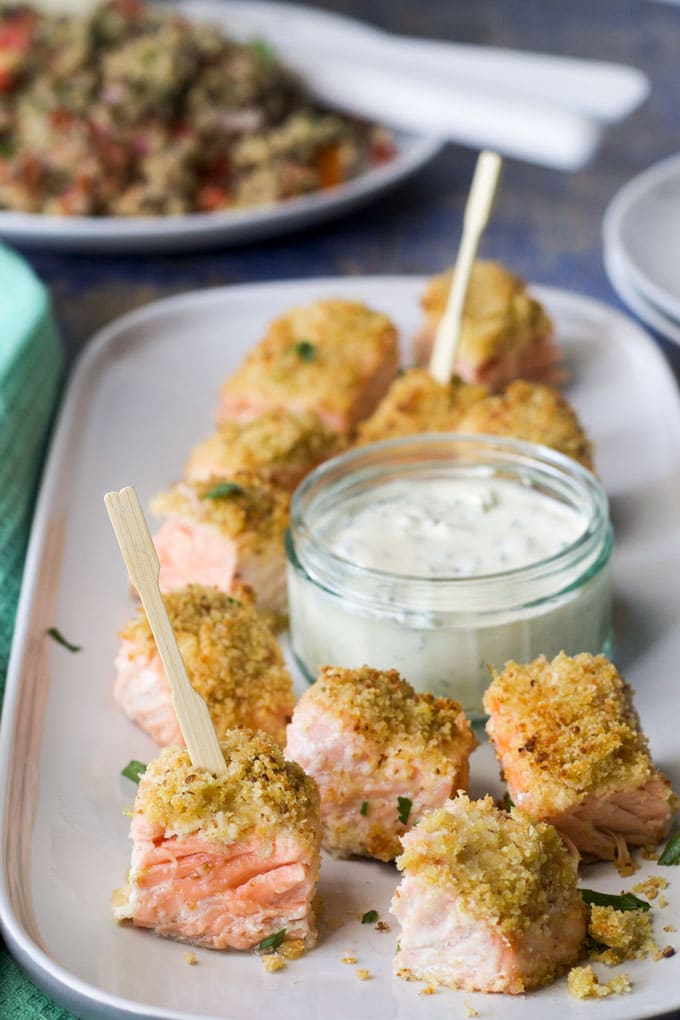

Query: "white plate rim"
<box><xmin>0</xmin><ymin>1</ymin><xmax>441</xmax><ymax>253</ymax></box>
<box><xmin>604</xmin><ymin>240</ymin><xmax>680</xmax><ymax>346</ymax></box>
<box><xmin>602</xmin><ymin>151</ymin><xmax>680</xmax><ymax>324</ymax></box>
<box><xmin>2</xmin><ymin>276</ymin><xmax>680</xmax><ymax>1020</ymax></box>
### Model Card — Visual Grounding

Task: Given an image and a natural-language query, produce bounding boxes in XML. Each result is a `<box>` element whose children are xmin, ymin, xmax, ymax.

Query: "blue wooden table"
<box><xmin>2</xmin><ymin>0</ymin><xmax>680</xmax><ymax>1017</ymax></box>
<box><xmin>18</xmin><ymin>0</ymin><xmax>680</xmax><ymax>382</ymax></box>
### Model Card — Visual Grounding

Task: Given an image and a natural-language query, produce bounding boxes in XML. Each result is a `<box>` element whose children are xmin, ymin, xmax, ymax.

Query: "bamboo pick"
<box><xmin>104</xmin><ymin>486</ymin><xmax>227</xmax><ymax>777</ymax></box>
<box><xmin>428</xmin><ymin>150</ymin><xmax>503</xmax><ymax>385</ymax></box>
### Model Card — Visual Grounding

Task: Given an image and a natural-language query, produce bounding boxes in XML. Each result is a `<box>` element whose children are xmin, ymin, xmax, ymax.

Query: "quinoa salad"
<box><xmin>0</xmin><ymin>0</ymin><xmax>395</xmax><ymax>216</ymax></box>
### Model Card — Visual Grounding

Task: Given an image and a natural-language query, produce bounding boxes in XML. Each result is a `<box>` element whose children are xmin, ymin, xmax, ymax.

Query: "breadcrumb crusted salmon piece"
<box><xmin>354</xmin><ymin>369</ymin><xmax>488</xmax><ymax>446</ymax></box>
<box><xmin>217</xmin><ymin>299</ymin><xmax>399</xmax><ymax>434</ymax></box>
<box><xmin>484</xmin><ymin>653</ymin><xmax>678</xmax><ymax>863</ymax></box>
<box><xmin>392</xmin><ymin>793</ymin><xmax>586</xmax><ymax>994</ymax></box>
<box><xmin>113</xmin><ymin>732</ymin><xmax>321</xmax><ymax>951</ymax></box>
<box><xmin>457</xmin><ymin>380</ymin><xmax>594</xmax><ymax>470</ymax></box>
<box><xmin>150</xmin><ymin>472</ymin><xmax>289</xmax><ymax>614</ymax></box>
<box><xmin>185</xmin><ymin>409</ymin><xmax>344</xmax><ymax>491</ymax></box>
<box><xmin>285</xmin><ymin>666</ymin><xmax>477</xmax><ymax>861</ymax></box>
<box><xmin>413</xmin><ymin>261</ymin><xmax>558</xmax><ymax>389</ymax></box>
<box><xmin>114</xmin><ymin>585</ymin><xmax>295</xmax><ymax>746</ymax></box>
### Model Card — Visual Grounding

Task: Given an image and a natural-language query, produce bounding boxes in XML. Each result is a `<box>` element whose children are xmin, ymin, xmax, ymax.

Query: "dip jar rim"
<box><xmin>287</xmin><ymin>432</ymin><xmax>612</xmax><ymax>618</ymax></box>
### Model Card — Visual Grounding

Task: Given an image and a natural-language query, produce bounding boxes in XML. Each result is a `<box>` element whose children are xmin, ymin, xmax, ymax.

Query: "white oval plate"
<box><xmin>603</xmin><ymin>152</ymin><xmax>680</xmax><ymax>324</ymax></box>
<box><xmin>1</xmin><ymin>278</ymin><xmax>680</xmax><ymax>1020</ymax></box>
<box><xmin>0</xmin><ymin>1</ymin><xmax>440</xmax><ymax>253</ymax></box>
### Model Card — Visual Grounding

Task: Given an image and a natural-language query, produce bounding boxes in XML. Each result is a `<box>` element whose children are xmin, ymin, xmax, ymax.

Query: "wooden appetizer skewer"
<box><xmin>428</xmin><ymin>149</ymin><xmax>503</xmax><ymax>385</ymax></box>
<box><xmin>104</xmin><ymin>485</ymin><xmax>227</xmax><ymax>777</ymax></box>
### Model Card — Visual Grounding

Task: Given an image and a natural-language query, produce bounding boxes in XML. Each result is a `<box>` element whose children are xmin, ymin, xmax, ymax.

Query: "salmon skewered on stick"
<box><xmin>415</xmin><ymin>148</ymin><xmax>557</xmax><ymax>392</ymax></box>
<box><xmin>113</xmin><ymin>733</ymin><xmax>322</xmax><ymax>952</ymax></box>
<box><xmin>114</xmin><ymin>584</ymin><xmax>295</xmax><ymax>747</ymax></box>
<box><xmin>392</xmin><ymin>793</ymin><xmax>586</xmax><ymax>994</ymax></box>
<box><xmin>286</xmin><ymin>665</ymin><xmax>477</xmax><ymax>862</ymax></box>
<box><xmin>106</xmin><ymin>488</ymin><xmax>321</xmax><ymax>954</ymax></box>
<box><xmin>217</xmin><ymin>299</ymin><xmax>399</xmax><ymax>435</ymax></box>
<box><xmin>414</xmin><ymin>260</ymin><xmax>559</xmax><ymax>389</ymax></box>
<box><xmin>484</xmin><ymin>652</ymin><xmax>678</xmax><ymax>867</ymax></box>
<box><xmin>429</xmin><ymin>151</ymin><xmax>504</xmax><ymax>389</ymax></box>
<box><xmin>350</xmin><ymin>154</ymin><xmax>499</xmax><ymax>449</ymax></box>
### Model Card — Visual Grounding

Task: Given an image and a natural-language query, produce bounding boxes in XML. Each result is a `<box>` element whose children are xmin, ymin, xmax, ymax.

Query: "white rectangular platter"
<box><xmin>1</xmin><ymin>277</ymin><xmax>680</xmax><ymax>1020</ymax></box>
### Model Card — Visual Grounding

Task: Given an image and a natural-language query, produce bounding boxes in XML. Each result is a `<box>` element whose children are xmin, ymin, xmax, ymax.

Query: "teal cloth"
<box><xmin>0</xmin><ymin>244</ymin><xmax>63</xmax><ymax>685</ymax></box>
<box><xmin>0</xmin><ymin>246</ymin><xmax>72</xmax><ymax>1018</ymax></box>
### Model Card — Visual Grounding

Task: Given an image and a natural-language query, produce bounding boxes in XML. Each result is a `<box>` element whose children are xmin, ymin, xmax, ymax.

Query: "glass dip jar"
<box><xmin>285</xmin><ymin>434</ymin><xmax>613</xmax><ymax>719</ymax></box>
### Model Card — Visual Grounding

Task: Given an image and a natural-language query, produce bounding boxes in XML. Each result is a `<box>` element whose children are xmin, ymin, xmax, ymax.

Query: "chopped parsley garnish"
<box><xmin>294</xmin><ymin>339</ymin><xmax>316</xmax><ymax>361</ymax></box>
<box><xmin>397</xmin><ymin>796</ymin><xmax>412</xmax><ymax>825</ymax></box>
<box><xmin>257</xmin><ymin>928</ymin><xmax>286</xmax><ymax>953</ymax></box>
<box><xmin>361</xmin><ymin>910</ymin><xmax>378</xmax><ymax>924</ymax></box>
<box><xmin>249</xmin><ymin>39</ymin><xmax>274</xmax><ymax>65</ymax></box>
<box><xmin>202</xmin><ymin>481</ymin><xmax>245</xmax><ymax>500</ymax></box>
<box><xmin>580</xmin><ymin>889</ymin><xmax>650</xmax><ymax>912</ymax></box>
<box><xmin>121</xmin><ymin>760</ymin><xmax>147</xmax><ymax>784</ymax></box>
<box><xmin>46</xmin><ymin>627</ymin><xmax>82</xmax><ymax>652</ymax></box>
<box><xmin>658</xmin><ymin>831</ymin><xmax>680</xmax><ymax>865</ymax></box>
<box><xmin>502</xmin><ymin>793</ymin><xmax>514</xmax><ymax>812</ymax></box>
<box><xmin>360</xmin><ymin>800</ymin><xmax>368</xmax><ymax>816</ymax></box>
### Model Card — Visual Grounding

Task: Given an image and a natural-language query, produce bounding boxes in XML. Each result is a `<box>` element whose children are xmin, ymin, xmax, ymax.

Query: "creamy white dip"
<box><xmin>316</xmin><ymin>476</ymin><xmax>586</xmax><ymax>578</ymax></box>
<box><xmin>287</xmin><ymin>442</ymin><xmax>612</xmax><ymax>718</ymax></box>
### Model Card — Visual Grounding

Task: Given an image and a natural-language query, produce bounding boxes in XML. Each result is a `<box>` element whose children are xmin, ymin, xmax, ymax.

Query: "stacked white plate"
<box><xmin>603</xmin><ymin>152</ymin><xmax>680</xmax><ymax>344</ymax></box>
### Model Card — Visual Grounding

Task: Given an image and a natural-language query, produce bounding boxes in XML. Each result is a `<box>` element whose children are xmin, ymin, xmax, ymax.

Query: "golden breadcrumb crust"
<box><xmin>262</xmin><ymin>955</ymin><xmax>286</xmax><ymax>973</ymax></box>
<box><xmin>421</xmin><ymin>260</ymin><xmax>553</xmax><ymax>365</ymax></box>
<box><xmin>632</xmin><ymin>875</ymin><xmax>668</xmax><ymax>901</ymax></box>
<box><xmin>150</xmin><ymin>472</ymin><xmax>289</xmax><ymax>545</ymax></box>
<box><xmin>311</xmin><ymin>665</ymin><xmax>477</xmax><ymax>755</ymax></box>
<box><xmin>355</xmin><ymin>370</ymin><xmax>488</xmax><ymax>446</ymax></box>
<box><xmin>134</xmin><ymin>732</ymin><xmax>320</xmax><ymax>849</ymax></box>
<box><xmin>588</xmin><ymin>904</ymin><xmax>655</xmax><ymax>964</ymax></box>
<box><xmin>484</xmin><ymin>653</ymin><xmax>668</xmax><ymax>811</ymax></box>
<box><xmin>568</xmin><ymin>965</ymin><xmax>631</xmax><ymax>998</ymax></box>
<box><xmin>119</xmin><ymin>585</ymin><xmax>295</xmax><ymax>744</ymax></box>
<box><xmin>185</xmin><ymin>409</ymin><xmax>343</xmax><ymax>485</ymax></box>
<box><xmin>396</xmin><ymin>793</ymin><xmax>584</xmax><ymax>937</ymax></box>
<box><xmin>458</xmin><ymin>380</ymin><xmax>594</xmax><ymax>469</ymax></box>
<box><xmin>220</xmin><ymin>299</ymin><xmax>397</xmax><ymax>415</ymax></box>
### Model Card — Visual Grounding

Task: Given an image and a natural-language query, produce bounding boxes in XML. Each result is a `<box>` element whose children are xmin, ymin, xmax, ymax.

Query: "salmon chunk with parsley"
<box><xmin>392</xmin><ymin>793</ymin><xmax>586</xmax><ymax>994</ymax></box>
<box><xmin>484</xmin><ymin>653</ymin><xmax>678</xmax><ymax>865</ymax></box>
<box><xmin>113</xmin><ymin>732</ymin><xmax>321</xmax><ymax>952</ymax></box>
<box><xmin>150</xmin><ymin>472</ymin><xmax>289</xmax><ymax>615</ymax></box>
<box><xmin>185</xmin><ymin>409</ymin><xmax>343</xmax><ymax>492</ymax></box>
<box><xmin>217</xmin><ymin>299</ymin><xmax>399</xmax><ymax>435</ymax></box>
<box><xmin>413</xmin><ymin>260</ymin><xmax>558</xmax><ymax>390</ymax></box>
<box><xmin>285</xmin><ymin>665</ymin><xmax>477</xmax><ymax>861</ymax></box>
<box><xmin>457</xmin><ymin>379</ymin><xmax>594</xmax><ymax>470</ymax></box>
<box><xmin>354</xmin><ymin>369</ymin><xmax>487</xmax><ymax>446</ymax></box>
<box><xmin>114</xmin><ymin>585</ymin><xmax>295</xmax><ymax>747</ymax></box>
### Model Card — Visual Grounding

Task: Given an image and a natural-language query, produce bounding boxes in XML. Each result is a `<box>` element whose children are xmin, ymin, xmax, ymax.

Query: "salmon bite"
<box><xmin>151</xmin><ymin>473</ymin><xmax>290</xmax><ymax>615</ymax></box>
<box><xmin>413</xmin><ymin>260</ymin><xmax>559</xmax><ymax>389</ymax></box>
<box><xmin>185</xmin><ymin>409</ymin><xmax>343</xmax><ymax>492</ymax></box>
<box><xmin>285</xmin><ymin>665</ymin><xmax>477</xmax><ymax>861</ymax></box>
<box><xmin>217</xmin><ymin>299</ymin><xmax>399</xmax><ymax>435</ymax></box>
<box><xmin>392</xmin><ymin>794</ymin><xmax>586</xmax><ymax>994</ymax></box>
<box><xmin>114</xmin><ymin>585</ymin><xmax>295</xmax><ymax>747</ymax></box>
<box><xmin>113</xmin><ymin>732</ymin><xmax>321</xmax><ymax>952</ymax></box>
<box><xmin>484</xmin><ymin>652</ymin><xmax>678</xmax><ymax>866</ymax></box>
